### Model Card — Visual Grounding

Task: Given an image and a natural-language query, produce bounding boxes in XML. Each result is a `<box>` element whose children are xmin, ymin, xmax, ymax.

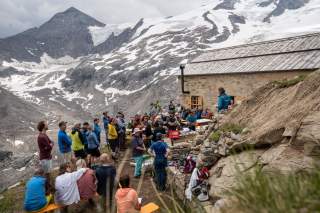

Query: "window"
<box><xmin>190</xmin><ymin>96</ymin><xmax>203</xmax><ymax>109</ymax></box>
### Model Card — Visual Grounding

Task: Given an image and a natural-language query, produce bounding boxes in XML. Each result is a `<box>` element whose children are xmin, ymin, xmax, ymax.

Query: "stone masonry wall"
<box><xmin>179</xmin><ymin>70</ymin><xmax>313</xmax><ymax>111</ymax></box>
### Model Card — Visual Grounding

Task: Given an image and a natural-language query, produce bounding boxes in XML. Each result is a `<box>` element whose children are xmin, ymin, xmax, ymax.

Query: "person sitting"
<box><xmin>24</xmin><ymin>168</ymin><xmax>52</xmax><ymax>212</ymax></box>
<box><xmin>148</xmin><ymin>133</ymin><xmax>170</xmax><ymax>191</ymax></box>
<box><xmin>55</xmin><ymin>163</ymin><xmax>87</xmax><ymax>207</ymax></box>
<box><xmin>76</xmin><ymin>159</ymin><xmax>97</xmax><ymax>205</ymax></box>
<box><xmin>95</xmin><ymin>153</ymin><xmax>117</xmax><ymax>211</ymax></box>
<box><xmin>115</xmin><ymin>174</ymin><xmax>141</xmax><ymax>213</ymax></box>
<box><xmin>186</xmin><ymin>111</ymin><xmax>197</xmax><ymax>131</ymax></box>
<box><xmin>217</xmin><ymin>87</ymin><xmax>231</xmax><ymax>113</ymax></box>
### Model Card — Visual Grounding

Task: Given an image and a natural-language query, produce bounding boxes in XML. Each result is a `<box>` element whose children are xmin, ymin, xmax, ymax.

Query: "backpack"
<box><xmin>183</xmin><ymin>156</ymin><xmax>196</xmax><ymax>174</ymax></box>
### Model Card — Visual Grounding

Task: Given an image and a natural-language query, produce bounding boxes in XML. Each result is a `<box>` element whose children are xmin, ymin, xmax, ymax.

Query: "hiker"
<box><xmin>87</xmin><ymin>125</ymin><xmax>101</xmax><ymax>164</ymax></box>
<box><xmin>186</xmin><ymin>111</ymin><xmax>197</xmax><ymax>131</ymax></box>
<box><xmin>95</xmin><ymin>153</ymin><xmax>117</xmax><ymax>211</ymax></box>
<box><xmin>58</xmin><ymin>121</ymin><xmax>72</xmax><ymax>163</ymax></box>
<box><xmin>55</xmin><ymin>163</ymin><xmax>88</xmax><ymax>207</ymax></box>
<box><xmin>103</xmin><ymin>112</ymin><xmax>109</xmax><ymax>144</ymax></box>
<box><xmin>37</xmin><ymin>121</ymin><xmax>54</xmax><ymax>174</ymax></box>
<box><xmin>24</xmin><ymin>168</ymin><xmax>52</xmax><ymax>212</ymax></box>
<box><xmin>76</xmin><ymin>159</ymin><xmax>97</xmax><ymax>205</ymax></box>
<box><xmin>168</xmin><ymin>100</ymin><xmax>176</xmax><ymax>114</ymax></box>
<box><xmin>217</xmin><ymin>87</ymin><xmax>231</xmax><ymax>112</ymax></box>
<box><xmin>196</xmin><ymin>108</ymin><xmax>203</xmax><ymax>119</ymax></box>
<box><xmin>116</xmin><ymin>112</ymin><xmax>126</xmax><ymax>150</ymax></box>
<box><xmin>148</xmin><ymin>133</ymin><xmax>170</xmax><ymax>191</ymax></box>
<box><xmin>143</xmin><ymin>121</ymin><xmax>153</xmax><ymax>149</ymax></box>
<box><xmin>115</xmin><ymin>174</ymin><xmax>142</xmax><ymax>213</ymax></box>
<box><xmin>81</xmin><ymin>122</ymin><xmax>90</xmax><ymax>152</ymax></box>
<box><xmin>108</xmin><ymin>118</ymin><xmax>119</xmax><ymax>158</ymax></box>
<box><xmin>94</xmin><ymin>118</ymin><xmax>102</xmax><ymax>143</ymax></box>
<box><xmin>132</xmin><ymin>128</ymin><xmax>146</xmax><ymax>178</ymax></box>
<box><xmin>152</xmin><ymin>121</ymin><xmax>166</xmax><ymax>143</ymax></box>
<box><xmin>70</xmin><ymin>123</ymin><xmax>87</xmax><ymax>159</ymax></box>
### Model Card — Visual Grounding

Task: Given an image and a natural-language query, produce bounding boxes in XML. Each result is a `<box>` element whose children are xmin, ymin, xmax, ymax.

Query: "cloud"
<box><xmin>0</xmin><ymin>0</ymin><xmax>208</xmax><ymax>38</ymax></box>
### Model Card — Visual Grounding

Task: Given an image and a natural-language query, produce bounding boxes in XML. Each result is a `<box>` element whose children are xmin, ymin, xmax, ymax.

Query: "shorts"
<box><xmin>109</xmin><ymin>139</ymin><xmax>119</xmax><ymax>153</ymax></box>
<box><xmin>74</xmin><ymin>149</ymin><xmax>87</xmax><ymax>159</ymax></box>
<box><xmin>87</xmin><ymin>148</ymin><xmax>101</xmax><ymax>157</ymax></box>
<box><xmin>59</xmin><ymin>152</ymin><xmax>72</xmax><ymax>164</ymax></box>
<box><xmin>40</xmin><ymin>159</ymin><xmax>52</xmax><ymax>173</ymax></box>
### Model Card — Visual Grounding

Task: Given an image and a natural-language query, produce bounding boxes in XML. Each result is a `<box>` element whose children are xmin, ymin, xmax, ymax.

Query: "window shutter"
<box><xmin>199</xmin><ymin>96</ymin><xmax>203</xmax><ymax>108</ymax></box>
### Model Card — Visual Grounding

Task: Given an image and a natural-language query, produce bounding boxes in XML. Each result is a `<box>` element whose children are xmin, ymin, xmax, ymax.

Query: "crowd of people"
<box><xmin>24</xmin><ymin>87</ymin><xmax>233</xmax><ymax>212</ymax></box>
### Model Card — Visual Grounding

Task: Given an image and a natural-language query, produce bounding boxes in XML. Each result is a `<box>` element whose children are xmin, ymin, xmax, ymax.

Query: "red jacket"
<box><xmin>38</xmin><ymin>133</ymin><xmax>53</xmax><ymax>160</ymax></box>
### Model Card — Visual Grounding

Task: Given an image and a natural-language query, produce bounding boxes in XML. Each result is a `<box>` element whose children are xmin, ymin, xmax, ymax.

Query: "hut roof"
<box><xmin>184</xmin><ymin>33</ymin><xmax>320</xmax><ymax>76</ymax></box>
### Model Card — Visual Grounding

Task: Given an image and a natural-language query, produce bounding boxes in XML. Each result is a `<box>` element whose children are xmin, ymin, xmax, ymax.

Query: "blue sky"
<box><xmin>0</xmin><ymin>0</ymin><xmax>209</xmax><ymax>38</ymax></box>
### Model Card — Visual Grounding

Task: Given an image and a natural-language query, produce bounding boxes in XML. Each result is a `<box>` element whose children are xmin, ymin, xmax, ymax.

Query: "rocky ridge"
<box><xmin>168</xmin><ymin>70</ymin><xmax>320</xmax><ymax>212</ymax></box>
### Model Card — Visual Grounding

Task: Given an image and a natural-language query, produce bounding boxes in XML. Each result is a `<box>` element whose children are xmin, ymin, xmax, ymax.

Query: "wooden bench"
<box><xmin>36</xmin><ymin>204</ymin><xmax>61</xmax><ymax>213</ymax></box>
<box><xmin>141</xmin><ymin>202</ymin><xmax>160</xmax><ymax>213</ymax></box>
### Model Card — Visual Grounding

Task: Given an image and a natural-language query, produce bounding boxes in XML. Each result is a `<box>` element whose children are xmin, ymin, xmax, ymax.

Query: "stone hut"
<box><xmin>178</xmin><ymin>33</ymin><xmax>320</xmax><ymax>111</ymax></box>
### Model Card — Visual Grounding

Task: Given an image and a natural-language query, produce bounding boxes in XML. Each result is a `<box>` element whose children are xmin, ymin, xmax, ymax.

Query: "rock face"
<box><xmin>206</xmin><ymin>70</ymin><xmax>320</xmax><ymax>199</ymax></box>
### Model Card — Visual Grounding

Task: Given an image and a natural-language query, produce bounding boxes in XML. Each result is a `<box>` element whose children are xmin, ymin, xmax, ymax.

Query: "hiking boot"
<box><xmin>197</xmin><ymin>184</ymin><xmax>209</xmax><ymax>202</ymax></box>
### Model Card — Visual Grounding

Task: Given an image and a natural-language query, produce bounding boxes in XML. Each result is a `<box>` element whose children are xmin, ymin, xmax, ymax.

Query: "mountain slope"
<box><xmin>0</xmin><ymin>7</ymin><xmax>105</xmax><ymax>62</ymax></box>
<box><xmin>1</xmin><ymin>0</ymin><xmax>320</xmax><ymax>116</ymax></box>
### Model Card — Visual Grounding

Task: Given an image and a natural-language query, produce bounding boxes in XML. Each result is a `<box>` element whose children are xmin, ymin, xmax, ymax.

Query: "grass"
<box><xmin>230</xmin><ymin>166</ymin><xmax>320</xmax><ymax>213</ymax></box>
<box><xmin>210</xmin><ymin>131</ymin><xmax>221</xmax><ymax>142</ymax></box>
<box><xmin>0</xmin><ymin>183</ymin><xmax>25</xmax><ymax>212</ymax></box>
<box><xmin>272</xmin><ymin>75</ymin><xmax>307</xmax><ymax>88</ymax></box>
<box><xmin>220</xmin><ymin>123</ymin><xmax>244</xmax><ymax>135</ymax></box>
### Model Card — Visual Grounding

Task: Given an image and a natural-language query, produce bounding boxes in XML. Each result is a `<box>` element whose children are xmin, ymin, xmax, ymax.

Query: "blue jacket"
<box><xmin>218</xmin><ymin>93</ymin><xmax>231</xmax><ymax>112</ymax></box>
<box><xmin>94</xmin><ymin>123</ymin><xmax>101</xmax><ymax>142</ymax></box>
<box><xmin>58</xmin><ymin>130</ymin><xmax>72</xmax><ymax>153</ymax></box>
<box><xmin>81</xmin><ymin>130</ymin><xmax>89</xmax><ymax>145</ymax></box>
<box><xmin>102</xmin><ymin>117</ymin><xmax>109</xmax><ymax>130</ymax></box>
<box><xmin>24</xmin><ymin>176</ymin><xmax>47</xmax><ymax>212</ymax></box>
<box><xmin>87</xmin><ymin>131</ymin><xmax>100</xmax><ymax>149</ymax></box>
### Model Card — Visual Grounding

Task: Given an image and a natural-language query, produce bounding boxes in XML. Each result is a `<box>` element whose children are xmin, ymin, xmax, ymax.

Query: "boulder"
<box><xmin>209</xmin><ymin>150</ymin><xmax>264</xmax><ymax>198</ymax></box>
<box><xmin>294</xmin><ymin>111</ymin><xmax>320</xmax><ymax>156</ymax></box>
<box><xmin>261</xmin><ymin>143</ymin><xmax>315</xmax><ymax>173</ymax></box>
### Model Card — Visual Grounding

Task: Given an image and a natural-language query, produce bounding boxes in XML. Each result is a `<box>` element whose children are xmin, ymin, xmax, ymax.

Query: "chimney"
<box><xmin>180</xmin><ymin>64</ymin><xmax>190</xmax><ymax>94</ymax></box>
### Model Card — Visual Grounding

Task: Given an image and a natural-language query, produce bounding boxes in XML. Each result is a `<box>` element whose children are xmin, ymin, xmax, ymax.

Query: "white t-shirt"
<box><xmin>55</xmin><ymin>168</ymin><xmax>87</xmax><ymax>205</ymax></box>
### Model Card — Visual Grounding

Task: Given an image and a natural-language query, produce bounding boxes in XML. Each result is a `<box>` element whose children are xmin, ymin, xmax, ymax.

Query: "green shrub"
<box><xmin>220</xmin><ymin>123</ymin><xmax>244</xmax><ymax>134</ymax></box>
<box><xmin>210</xmin><ymin>131</ymin><xmax>221</xmax><ymax>142</ymax></box>
<box><xmin>273</xmin><ymin>75</ymin><xmax>306</xmax><ymax>88</ymax></box>
<box><xmin>230</xmin><ymin>167</ymin><xmax>320</xmax><ymax>213</ymax></box>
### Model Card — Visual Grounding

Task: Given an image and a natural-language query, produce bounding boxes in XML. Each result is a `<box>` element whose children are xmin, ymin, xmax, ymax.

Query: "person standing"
<box><xmin>131</xmin><ymin>128</ymin><xmax>145</xmax><ymax>178</ymax></box>
<box><xmin>81</xmin><ymin>122</ymin><xmax>90</xmax><ymax>153</ymax></box>
<box><xmin>70</xmin><ymin>123</ymin><xmax>86</xmax><ymax>159</ymax></box>
<box><xmin>94</xmin><ymin>118</ymin><xmax>102</xmax><ymax>143</ymax></box>
<box><xmin>58</xmin><ymin>121</ymin><xmax>72</xmax><ymax>163</ymax></box>
<box><xmin>217</xmin><ymin>87</ymin><xmax>231</xmax><ymax>113</ymax></box>
<box><xmin>95</xmin><ymin>153</ymin><xmax>117</xmax><ymax>211</ymax></box>
<box><xmin>37</xmin><ymin>121</ymin><xmax>54</xmax><ymax>174</ymax></box>
<box><xmin>116</xmin><ymin>112</ymin><xmax>126</xmax><ymax>150</ymax></box>
<box><xmin>108</xmin><ymin>118</ymin><xmax>118</xmax><ymax>158</ymax></box>
<box><xmin>148</xmin><ymin>133</ymin><xmax>170</xmax><ymax>191</ymax></box>
<box><xmin>102</xmin><ymin>112</ymin><xmax>109</xmax><ymax>144</ymax></box>
<box><xmin>87</xmin><ymin>125</ymin><xmax>101</xmax><ymax>164</ymax></box>
<box><xmin>115</xmin><ymin>174</ymin><xmax>142</xmax><ymax>213</ymax></box>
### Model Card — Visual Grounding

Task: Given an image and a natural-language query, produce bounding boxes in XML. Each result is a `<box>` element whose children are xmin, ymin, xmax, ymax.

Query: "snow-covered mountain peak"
<box><xmin>1</xmin><ymin>0</ymin><xmax>320</xmax><ymax>116</ymax></box>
